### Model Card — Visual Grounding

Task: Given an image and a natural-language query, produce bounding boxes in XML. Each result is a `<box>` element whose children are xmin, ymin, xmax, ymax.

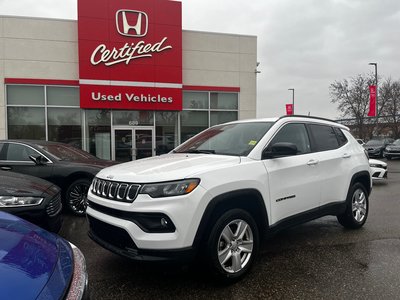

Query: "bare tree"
<box><xmin>330</xmin><ymin>74</ymin><xmax>375</xmax><ymax>139</ymax></box>
<box><xmin>379</xmin><ymin>78</ymin><xmax>400</xmax><ymax>138</ymax></box>
<box><xmin>330</xmin><ymin>74</ymin><xmax>399</xmax><ymax>139</ymax></box>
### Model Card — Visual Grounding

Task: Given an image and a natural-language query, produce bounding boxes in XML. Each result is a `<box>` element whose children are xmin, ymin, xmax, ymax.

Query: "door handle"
<box><xmin>307</xmin><ymin>159</ymin><xmax>319</xmax><ymax>166</ymax></box>
<box><xmin>0</xmin><ymin>166</ymin><xmax>12</xmax><ymax>171</ymax></box>
<box><xmin>342</xmin><ymin>153</ymin><xmax>351</xmax><ymax>159</ymax></box>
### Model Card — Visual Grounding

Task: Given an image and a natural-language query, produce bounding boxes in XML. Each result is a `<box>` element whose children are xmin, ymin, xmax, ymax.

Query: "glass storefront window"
<box><xmin>85</xmin><ymin>109</ymin><xmax>111</xmax><ymax>160</ymax></box>
<box><xmin>210</xmin><ymin>93</ymin><xmax>238</xmax><ymax>109</ymax></box>
<box><xmin>113</xmin><ymin>110</ymin><xmax>154</xmax><ymax>126</ymax></box>
<box><xmin>183</xmin><ymin>92</ymin><xmax>208</xmax><ymax>109</ymax></box>
<box><xmin>180</xmin><ymin>111</ymin><xmax>209</xmax><ymax>143</ymax></box>
<box><xmin>155</xmin><ymin>112</ymin><xmax>178</xmax><ymax>154</ymax></box>
<box><xmin>7</xmin><ymin>107</ymin><xmax>46</xmax><ymax>139</ymax></box>
<box><xmin>47</xmin><ymin>86</ymin><xmax>80</xmax><ymax>106</ymax></box>
<box><xmin>48</xmin><ymin>108</ymin><xmax>82</xmax><ymax>147</ymax></box>
<box><xmin>7</xmin><ymin>85</ymin><xmax>45</xmax><ymax>105</ymax></box>
<box><xmin>210</xmin><ymin>111</ymin><xmax>238</xmax><ymax>126</ymax></box>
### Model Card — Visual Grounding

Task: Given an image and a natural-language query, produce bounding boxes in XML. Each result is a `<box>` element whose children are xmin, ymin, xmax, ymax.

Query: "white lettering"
<box><xmin>124</xmin><ymin>93</ymin><xmax>174</xmax><ymax>104</ymax></box>
<box><xmin>90</xmin><ymin>37</ymin><xmax>172</xmax><ymax>67</ymax></box>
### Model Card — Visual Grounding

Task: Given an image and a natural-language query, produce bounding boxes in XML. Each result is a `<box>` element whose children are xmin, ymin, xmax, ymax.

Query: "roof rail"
<box><xmin>278</xmin><ymin>114</ymin><xmax>338</xmax><ymax>124</ymax></box>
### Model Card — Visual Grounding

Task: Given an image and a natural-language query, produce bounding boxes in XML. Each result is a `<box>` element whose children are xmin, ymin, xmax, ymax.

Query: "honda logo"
<box><xmin>116</xmin><ymin>10</ymin><xmax>148</xmax><ymax>37</ymax></box>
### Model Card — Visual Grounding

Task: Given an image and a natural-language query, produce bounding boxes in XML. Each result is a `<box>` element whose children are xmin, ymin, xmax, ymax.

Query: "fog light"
<box><xmin>161</xmin><ymin>218</ymin><xmax>168</xmax><ymax>227</ymax></box>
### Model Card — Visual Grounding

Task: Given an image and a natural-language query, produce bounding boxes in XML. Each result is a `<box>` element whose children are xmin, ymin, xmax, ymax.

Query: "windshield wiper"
<box><xmin>178</xmin><ymin>149</ymin><xmax>216</xmax><ymax>154</ymax></box>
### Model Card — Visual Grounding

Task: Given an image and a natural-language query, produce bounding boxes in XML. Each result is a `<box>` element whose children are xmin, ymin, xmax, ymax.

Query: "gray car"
<box><xmin>384</xmin><ymin>139</ymin><xmax>400</xmax><ymax>160</ymax></box>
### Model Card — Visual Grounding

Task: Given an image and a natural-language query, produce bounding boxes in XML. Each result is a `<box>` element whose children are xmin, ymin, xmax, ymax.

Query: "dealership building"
<box><xmin>0</xmin><ymin>0</ymin><xmax>257</xmax><ymax>161</ymax></box>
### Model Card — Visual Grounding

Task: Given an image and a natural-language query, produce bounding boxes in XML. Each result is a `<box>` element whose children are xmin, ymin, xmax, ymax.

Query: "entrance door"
<box><xmin>113</xmin><ymin>127</ymin><xmax>154</xmax><ymax>162</ymax></box>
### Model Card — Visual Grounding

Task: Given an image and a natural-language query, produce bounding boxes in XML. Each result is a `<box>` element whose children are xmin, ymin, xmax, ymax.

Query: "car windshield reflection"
<box><xmin>38</xmin><ymin>144</ymin><xmax>96</xmax><ymax>161</ymax></box>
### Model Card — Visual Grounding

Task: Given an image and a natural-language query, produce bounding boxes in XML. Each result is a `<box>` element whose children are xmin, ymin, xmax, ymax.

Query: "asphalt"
<box><xmin>59</xmin><ymin>159</ymin><xmax>400</xmax><ymax>300</ymax></box>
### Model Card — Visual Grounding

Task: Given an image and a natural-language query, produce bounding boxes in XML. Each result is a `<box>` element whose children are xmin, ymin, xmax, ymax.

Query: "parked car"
<box><xmin>384</xmin><ymin>139</ymin><xmax>400</xmax><ymax>160</ymax></box>
<box><xmin>363</xmin><ymin>138</ymin><xmax>393</xmax><ymax>158</ymax></box>
<box><xmin>369</xmin><ymin>159</ymin><xmax>388</xmax><ymax>181</ymax></box>
<box><xmin>0</xmin><ymin>211</ymin><xmax>88</xmax><ymax>299</ymax></box>
<box><xmin>0</xmin><ymin>171</ymin><xmax>62</xmax><ymax>232</ymax></box>
<box><xmin>87</xmin><ymin>116</ymin><xmax>371</xmax><ymax>282</ymax></box>
<box><xmin>0</xmin><ymin>140</ymin><xmax>117</xmax><ymax>216</ymax></box>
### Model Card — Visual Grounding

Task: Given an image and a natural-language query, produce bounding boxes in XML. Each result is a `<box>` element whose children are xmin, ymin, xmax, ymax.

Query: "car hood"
<box><xmin>96</xmin><ymin>154</ymin><xmax>241</xmax><ymax>182</ymax></box>
<box><xmin>0</xmin><ymin>171</ymin><xmax>55</xmax><ymax>197</ymax></box>
<box><xmin>0</xmin><ymin>212</ymin><xmax>73</xmax><ymax>299</ymax></box>
<box><xmin>59</xmin><ymin>159</ymin><xmax>117</xmax><ymax>168</ymax></box>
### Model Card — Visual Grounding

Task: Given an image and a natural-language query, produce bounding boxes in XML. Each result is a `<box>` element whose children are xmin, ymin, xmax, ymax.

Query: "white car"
<box><xmin>86</xmin><ymin>116</ymin><xmax>371</xmax><ymax>282</ymax></box>
<box><xmin>369</xmin><ymin>159</ymin><xmax>388</xmax><ymax>181</ymax></box>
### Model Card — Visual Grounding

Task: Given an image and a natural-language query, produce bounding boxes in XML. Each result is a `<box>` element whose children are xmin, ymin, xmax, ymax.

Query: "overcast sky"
<box><xmin>1</xmin><ymin>0</ymin><xmax>399</xmax><ymax>119</ymax></box>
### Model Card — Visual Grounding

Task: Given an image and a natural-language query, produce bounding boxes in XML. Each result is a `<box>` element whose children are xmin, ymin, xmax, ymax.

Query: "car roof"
<box><xmin>0</xmin><ymin>140</ymin><xmax>65</xmax><ymax>146</ymax></box>
<box><xmin>223</xmin><ymin>115</ymin><xmax>348</xmax><ymax>130</ymax></box>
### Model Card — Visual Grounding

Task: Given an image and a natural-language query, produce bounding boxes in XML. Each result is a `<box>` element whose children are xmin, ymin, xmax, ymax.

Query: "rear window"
<box><xmin>308</xmin><ymin>124</ymin><xmax>340</xmax><ymax>152</ymax></box>
<box><xmin>334</xmin><ymin>127</ymin><xmax>348</xmax><ymax>147</ymax></box>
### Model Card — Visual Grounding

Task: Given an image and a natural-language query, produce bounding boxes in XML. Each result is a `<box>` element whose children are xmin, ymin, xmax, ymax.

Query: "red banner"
<box><xmin>368</xmin><ymin>85</ymin><xmax>377</xmax><ymax>117</ymax></box>
<box><xmin>286</xmin><ymin>104</ymin><xmax>293</xmax><ymax>115</ymax></box>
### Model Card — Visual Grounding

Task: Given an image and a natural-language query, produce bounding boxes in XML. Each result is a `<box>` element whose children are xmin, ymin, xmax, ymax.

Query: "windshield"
<box><xmin>174</xmin><ymin>122</ymin><xmax>273</xmax><ymax>156</ymax></box>
<box><xmin>393</xmin><ymin>139</ymin><xmax>400</xmax><ymax>146</ymax></box>
<box><xmin>365</xmin><ymin>140</ymin><xmax>384</xmax><ymax>146</ymax></box>
<box><xmin>38</xmin><ymin>144</ymin><xmax>97</xmax><ymax>161</ymax></box>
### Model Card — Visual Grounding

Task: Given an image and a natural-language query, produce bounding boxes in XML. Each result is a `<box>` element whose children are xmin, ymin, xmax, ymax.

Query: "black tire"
<box><xmin>386</xmin><ymin>155</ymin><xmax>392</xmax><ymax>160</ymax></box>
<box><xmin>204</xmin><ymin>209</ymin><xmax>259</xmax><ymax>283</ymax></box>
<box><xmin>337</xmin><ymin>182</ymin><xmax>369</xmax><ymax>229</ymax></box>
<box><xmin>65</xmin><ymin>178</ymin><xmax>92</xmax><ymax>216</ymax></box>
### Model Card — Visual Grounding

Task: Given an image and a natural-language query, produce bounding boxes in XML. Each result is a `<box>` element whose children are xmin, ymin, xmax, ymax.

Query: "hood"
<box><xmin>0</xmin><ymin>171</ymin><xmax>55</xmax><ymax>197</ymax></box>
<box><xmin>0</xmin><ymin>212</ymin><xmax>73</xmax><ymax>299</ymax></box>
<box><xmin>96</xmin><ymin>154</ymin><xmax>241</xmax><ymax>182</ymax></box>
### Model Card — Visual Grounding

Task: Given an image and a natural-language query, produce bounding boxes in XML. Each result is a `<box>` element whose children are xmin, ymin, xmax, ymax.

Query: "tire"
<box><xmin>386</xmin><ymin>155</ymin><xmax>392</xmax><ymax>160</ymax></box>
<box><xmin>337</xmin><ymin>183</ymin><xmax>369</xmax><ymax>229</ymax></box>
<box><xmin>65</xmin><ymin>178</ymin><xmax>92</xmax><ymax>216</ymax></box>
<box><xmin>204</xmin><ymin>209</ymin><xmax>259</xmax><ymax>283</ymax></box>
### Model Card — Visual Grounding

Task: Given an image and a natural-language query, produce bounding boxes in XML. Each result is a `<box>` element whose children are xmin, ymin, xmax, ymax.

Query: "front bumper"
<box><xmin>1</xmin><ymin>194</ymin><xmax>63</xmax><ymax>233</ymax></box>
<box><xmin>371</xmin><ymin>167</ymin><xmax>388</xmax><ymax>180</ymax></box>
<box><xmin>86</xmin><ymin>185</ymin><xmax>210</xmax><ymax>260</ymax></box>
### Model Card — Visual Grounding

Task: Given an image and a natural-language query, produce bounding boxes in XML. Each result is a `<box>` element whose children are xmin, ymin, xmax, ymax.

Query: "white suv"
<box><xmin>86</xmin><ymin>116</ymin><xmax>371</xmax><ymax>281</ymax></box>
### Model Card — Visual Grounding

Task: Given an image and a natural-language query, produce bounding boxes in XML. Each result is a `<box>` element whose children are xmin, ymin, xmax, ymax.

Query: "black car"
<box><xmin>0</xmin><ymin>171</ymin><xmax>62</xmax><ymax>232</ymax></box>
<box><xmin>363</xmin><ymin>138</ymin><xmax>394</xmax><ymax>158</ymax></box>
<box><xmin>0</xmin><ymin>140</ymin><xmax>116</xmax><ymax>216</ymax></box>
<box><xmin>384</xmin><ymin>138</ymin><xmax>400</xmax><ymax>160</ymax></box>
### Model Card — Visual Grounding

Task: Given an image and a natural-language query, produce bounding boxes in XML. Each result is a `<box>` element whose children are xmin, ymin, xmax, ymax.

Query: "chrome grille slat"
<box><xmin>91</xmin><ymin>178</ymin><xmax>140</xmax><ymax>202</ymax></box>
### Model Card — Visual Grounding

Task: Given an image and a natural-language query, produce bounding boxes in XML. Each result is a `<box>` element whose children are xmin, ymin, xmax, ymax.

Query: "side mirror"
<box><xmin>262</xmin><ymin>142</ymin><xmax>298</xmax><ymax>159</ymax></box>
<box><xmin>29</xmin><ymin>155</ymin><xmax>47</xmax><ymax>166</ymax></box>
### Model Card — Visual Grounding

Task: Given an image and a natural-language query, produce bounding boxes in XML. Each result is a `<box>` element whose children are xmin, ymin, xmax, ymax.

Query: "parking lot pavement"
<box><xmin>59</xmin><ymin>159</ymin><xmax>400</xmax><ymax>299</ymax></box>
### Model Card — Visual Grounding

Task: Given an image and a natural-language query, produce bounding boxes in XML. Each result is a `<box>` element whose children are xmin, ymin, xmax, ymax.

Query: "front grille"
<box><xmin>87</xmin><ymin>215</ymin><xmax>137</xmax><ymax>250</ymax></box>
<box><xmin>46</xmin><ymin>193</ymin><xmax>62</xmax><ymax>217</ymax></box>
<box><xmin>91</xmin><ymin>178</ymin><xmax>141</xmax><ymax>202</ymax></box>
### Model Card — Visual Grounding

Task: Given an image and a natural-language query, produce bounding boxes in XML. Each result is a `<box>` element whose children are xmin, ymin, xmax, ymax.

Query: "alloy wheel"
<box><xmin>217</xmin><ymin>219</ymin><xmax>254</xmax><ymax>273</ymax></box>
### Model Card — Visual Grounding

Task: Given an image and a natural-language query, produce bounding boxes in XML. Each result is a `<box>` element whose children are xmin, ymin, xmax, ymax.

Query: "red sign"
<box><xmin>78</xmin><ymin>0</ymin><xmax>182</xmax><ymax>110</ymax></box>
<box><xmin>286</xmin><ymin>104</ymin><xmax>293</xmax><ymax>115</ymax></box>
<box><xmin>368</xmin><ymin>85</ymin><xmax>377</xmax><ymax>117</ymax></box>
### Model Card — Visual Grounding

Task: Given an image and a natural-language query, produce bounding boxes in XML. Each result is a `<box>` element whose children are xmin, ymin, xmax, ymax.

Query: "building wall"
<box><xmin>0</xmin><ymin>16</ymin><xmax>257</xmax><ymax>139</ymax></box>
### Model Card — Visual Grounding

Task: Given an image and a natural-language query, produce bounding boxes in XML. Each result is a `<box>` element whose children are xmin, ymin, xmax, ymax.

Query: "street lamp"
<box><xmin>288</xmin><ymin>88</ymin><xmax>295</xmax><ymax>114</ymax></box>
<box><xmin>368</xmin><ymin>62</ymin><xmax>378</xmax><ymax>86</ymax></box>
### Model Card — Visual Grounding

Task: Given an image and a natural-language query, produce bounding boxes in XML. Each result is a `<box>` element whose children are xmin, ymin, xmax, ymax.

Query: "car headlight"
<box><xmin>140</xmin><ymin>179</ymin><xmax>200</xmax><ymax>198</ymax></box>
<box><xmin>0</xmin><ymin>196</ymin><xmax>44</xmax><ymax>207</ymax></box>
<box><xmin>370</xmin><ymin>164</ymin><xmax>384</xmax><ymax>168</ymax></box>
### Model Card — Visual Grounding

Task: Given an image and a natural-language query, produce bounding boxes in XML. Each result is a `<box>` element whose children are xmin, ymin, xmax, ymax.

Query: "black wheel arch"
<box><xmin>62</xmin><ymin>172</ymin><xmax>94</xmax><ymax>197</ymax></box>
<box><xmin>350</xmin><ymin>171</ymin><xmax>372</xmax><ymax>196</ymax></box>
<box><xmin>192</xmin><ymin>189</ymin><xmax>269</xmax><ymax>250</ymax></box>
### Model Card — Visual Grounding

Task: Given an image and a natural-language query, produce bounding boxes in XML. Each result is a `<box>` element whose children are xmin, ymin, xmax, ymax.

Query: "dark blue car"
<box><xmin>0</xmin><ymin>211</ymin><xmax>88</xmax><ymax>299</ymax></box>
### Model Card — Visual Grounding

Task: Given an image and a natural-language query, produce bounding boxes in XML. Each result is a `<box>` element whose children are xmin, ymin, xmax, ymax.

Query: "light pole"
<box><xmin>288</xmin><ymin>88</ymin><xmax>295</xmax><ymax>114</ymax></box>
